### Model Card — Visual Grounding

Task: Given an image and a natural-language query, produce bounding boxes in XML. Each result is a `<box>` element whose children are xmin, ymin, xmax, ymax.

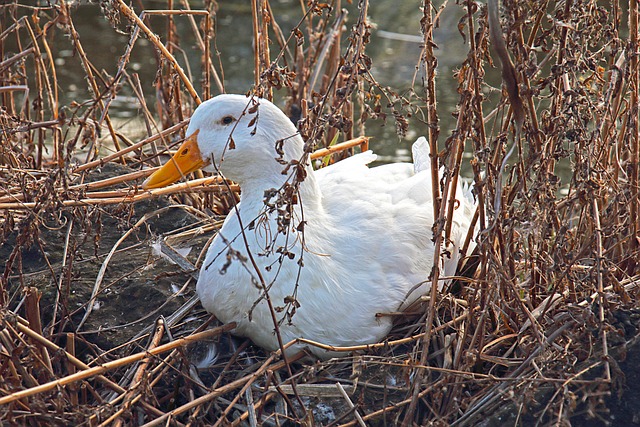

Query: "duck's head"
<box><xmin>143</xmin><ymin>94</ymin><xmax>303</xmax><ymax>189</ymax></box>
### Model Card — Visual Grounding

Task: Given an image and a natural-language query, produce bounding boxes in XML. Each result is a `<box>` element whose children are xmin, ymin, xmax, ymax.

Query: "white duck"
<box><xmin>143</xmin><ymin>94</ymin><xmax>475</xmax><ymax>359</ymax></box>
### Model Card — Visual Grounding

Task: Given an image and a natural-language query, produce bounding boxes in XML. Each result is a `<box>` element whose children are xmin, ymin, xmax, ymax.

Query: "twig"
<box><xmin>0</xmin><ymin>323</ymin><xmax>236</xmax><ymax>406</ymax></box>
<box><xmin>629</xmin><ymin>0</ymin><xmax>640</xmax><ymax>269</ymax></box>
<box><xmin>336</xmin><ymin>382</ymin><xmax>366</xmax><ymax>427</ymax></box>
<box><xmin>0</xmin><ymin>180</ymin><xmax>238</xmax><ymax>210</ymax></box>
<box><xmin>73</xmin><ymin>120</ymin><xmax>189</xmax><ymax>173</ymax></box>
<box><xmin>24</xmin><ymin>288</ymin><xmax>53</xmax><ymax>375</ymax></box>
<box><xmin>0</xmin><ymin>47</ymin><xmax>34</xmax><ymax>72</ymax></box>
<box><xmin>452</xmin><ymin>321</ymin><xmax>574</xmax><ymax>427</ymax></box>
<box><xmin>592</xmin><ymin>199</ymin><xmax>611</xmax><ymax>382</ymax></box>
<box><xmin>319</xmin><ymin>135</ymin><xmax>369</xmax><ymax>155</ymax></box>
<box><xmin>115</xmin><ymin>0</ymin><xmax>202</xmax><ymax>105</ymax></box>
<box><xmin>405</xmin><ymin>1</ymin><xmax>442</xmax><ymax>423</ymax></box>
<box><xmin>110</xmin><ymin>318</ymin><xmax>166</xmax><ymax>427</ymax></box>
<box><xmin>139</xmin><ymin>350</ymin><xmax>278</xmax><ymax>427</ymax></box>
<box><xmin>64</xmin><ymin>2</ymin><xmax>121</xmax><ymax>154</ymax></box>
<box><xmin>65</xmin><ymin>333</ymin><xmax>78</xmax><ymax>406</ymax></box>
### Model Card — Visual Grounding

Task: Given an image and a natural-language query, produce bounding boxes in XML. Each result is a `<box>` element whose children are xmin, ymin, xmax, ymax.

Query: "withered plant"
<box><xmin>1</xmin><ymin>0</ymin><xmax>639</xmax><ymax>425</ymax></box>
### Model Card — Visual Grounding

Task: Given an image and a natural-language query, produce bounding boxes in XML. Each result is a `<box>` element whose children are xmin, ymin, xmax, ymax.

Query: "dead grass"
<box><xmin>1</xmin><ymin>0</ymin><xmax>640</xmax><ymax>425</ymax></box>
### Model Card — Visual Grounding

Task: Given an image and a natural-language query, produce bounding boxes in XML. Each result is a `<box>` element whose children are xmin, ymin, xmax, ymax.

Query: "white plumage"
<box><xmin>144</xmin><ymin>94</ymin><xmax>476</xmax><ymax>359</ymax></box>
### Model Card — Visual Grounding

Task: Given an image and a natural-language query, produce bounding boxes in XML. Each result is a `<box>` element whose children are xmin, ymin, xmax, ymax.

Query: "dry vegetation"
<box><xmin>1</xmin><ymin>0</ymin><xmax>640</xmax><ymax>425</ymax></box>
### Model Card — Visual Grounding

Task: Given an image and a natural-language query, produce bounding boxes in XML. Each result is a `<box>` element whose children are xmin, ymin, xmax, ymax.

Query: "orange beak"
<box><xmin>143</xmin><ymin>130</ymin><xmax>208</xmax><ymax>189</ymax></box>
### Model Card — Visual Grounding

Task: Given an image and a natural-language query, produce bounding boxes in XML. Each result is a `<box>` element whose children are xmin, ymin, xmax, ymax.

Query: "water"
<box><xmin>45</xmin><ymin>1</ymin><xmax>495</xmax><ymax>166</ymax></box>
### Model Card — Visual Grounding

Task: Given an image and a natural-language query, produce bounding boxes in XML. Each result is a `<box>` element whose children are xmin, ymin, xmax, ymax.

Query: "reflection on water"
<box><xmin>47</xmin><ymin>1</ymin><xmax>497</xmax><ymax>168</ymax></box>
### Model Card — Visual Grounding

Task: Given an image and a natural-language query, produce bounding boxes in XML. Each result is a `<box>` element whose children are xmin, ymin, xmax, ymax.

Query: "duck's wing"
<box><xmin>307</xmin><ymin>150</ymin><xmax>436</xmax><ymax>309</ymax></box>
<box><xmin>313</xmin><ymin>138</ymin><xmax>475</xmax><ymax>283</ymax></box>
<box><xmin>316</xmin><ymin>150</ymin><xmax>424</xmax><ymax>189</ymax></box>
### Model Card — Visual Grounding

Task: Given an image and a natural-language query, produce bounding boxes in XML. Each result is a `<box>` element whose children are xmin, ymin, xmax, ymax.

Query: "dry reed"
<box><xmin>1</xmin><ymin>0</ymin><xmax>639</xmax><ymax>425</ymax></box>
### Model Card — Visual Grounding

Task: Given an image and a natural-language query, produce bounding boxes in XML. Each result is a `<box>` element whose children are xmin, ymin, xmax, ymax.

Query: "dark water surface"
<box><xmin>49</xmin><ymin>1</ymin><xmax>494</xmax><ymax>167</ymax></box>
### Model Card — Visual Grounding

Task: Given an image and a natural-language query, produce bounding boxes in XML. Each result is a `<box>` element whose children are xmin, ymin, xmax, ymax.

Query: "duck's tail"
<box><xmin>411</xmin><ymin>136</ymin><xmax>431</xmax><ymax>174</ymax></box>
<box><xmin>411</xmin><ymin>136</ymin><xmax>478</xmax><ymax>277</ymax></box>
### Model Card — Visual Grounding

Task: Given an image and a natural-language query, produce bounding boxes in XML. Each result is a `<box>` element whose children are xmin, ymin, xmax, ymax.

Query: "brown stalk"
<box><xmin>229</xmin><ymin>392</ymin><xmax>276</xmax><ymax>427</ymax></box>
<box><xmin>63</xmin><ymin>3</ymin><xmax>121</xmax><ymax>157</ymax></box>
<box><xmin>0</xmin><ymin>181</ymin><xmax>239</xmax><ymax>210</ymax></box>
<box><xmin>0</xmin><ymin>84</ymin><xmax>28</xmax><ymax>94</ymax></box>
<box><xmin>466</xmin><ymin>1</ymin><xmax>488</xmax><ymax>234</ymax></box>
<box><xmin>264</xmin><ymin>0</ymin><xmax>291</xmax><ymax>59</ymax></box>
<box><xmin>0</xmin><ymin>169</ymin><xmax>157</xmax><ymax>204</ymax></box>
<box><xmin>251</xmin><ymin>0</ymin><xmax>261</xmax><ymax>91</ymax></box>
<box><xmin>210</xmin><ymin>350</ymin><xmax>306</xmax><ymax>427</ymax></box>
<box><xmin>7</xmin><ymin>117</ymin><xmax>65</xmax><ymax>133</ymax></box>
<box><xmin>24</xmin><ymin>288</ymin><xmax>53</xmax><ymax>376</ymax></box>
<box><xmin>115</xmin><ymin>0</ymin><xmax>201</xmax><ymax>105</ymax></box>
<box><xmin>0</xmin><ymin>323</ymin><xmax>236</xmax><ymax>406</ymax></box>
<box><xmin>0</xmin><ymin>327</ymin><xmax>39</xmax><ymax>390</ymax></box>
<box><xmin>515</xmin><ymin>5</ymin><xmax>544</xmax><ymax>152</ymax></box>
<box><xmin>73</xmin><ymin>120</ymin><xmax>189</xmax><ymax>173</ymax></box>
<box><xmin>13</xmin><ymin>318</ymin><xmax>127</xmax><ymax>396</ymax></box>
<box><xmin>597</xmin><ymin>51</ymin><xmax>626</xmax><ymax>169</ymax></box>
<box><xmin>144</xmin><ymin>10</ymin><xmax>209</xmax><ymax>16</ymax></box>
<box><xmin>260</xmin><ymin>0</ymin><xmax>272</xmax><ymax>101</ymax></box>
<box><xmin>308</xmin><ymin>136</ymin><xmax>369</xmax><ymax>159</ymax></box>
<box><xmin>629</xmin><ymin>0</ymin><xmax>639</xmax><ymax>269</ymax></box>
<box><xmin>405</xmin><ymin>1</ymin><xmax>442</xmax><ymax>423</ymax></box>
<box><xmin>488</xmin><ymin>0</ymin><xmax>525</xmax><ymax>135</ymax></box>
<box><xmin>65</xmin><ymin>333</ymin><xmax>78</xmax><ymax>406</ymax></box>
<box><xmin>592</xmin><ymin>199</ymin><xmax>611</xmax><ymax>382</ymax></box>
<box><xmin>139</xmin><ymin>350</ymin><xmax>278</xmax><ymax>427</ymax></box>
<box><xmin>203</xmin><ymin>8</ymin><xmax>212</xmax><ymax>99</ymax></box>
<box><xmin>177</xmin><ymin>0</ymin><xmax>224</xmax><ymax>94</ymax></box>
<box><xmin>309</xmin><ymin>10</ymin><xmax>348</xmax><ymax>95</ymax></box>
<box><xmin>111</xmin><ymin>319</ymin><xmax>166</xmax><ymax>427</ymax></box>
<box><xmin>21</xmin><ymin>19</ymin><xmax>50</xmax><ymax>165</ymax></box>
<box><xmin>0</xmin><ymin>47</ymin><xmax>33</xmax><ymax>71</ymax></box>
<box><xmin>96</xmin><ymin>13</ymin><xmax>142</xmax><ymax>128</ymax></box>
<box><xmin>37</xmin><ymin>16</ymin><xmax>59</xmax><ymax>124</ymax></box>
<box><xmin>48</xmin><ymin>219</ymin><xmax>73</xmax><ymax>338</ymax></box>
<box><xmin>0</xmin><ymin>135</ymin><xmax>365</xmax><ymax>209</ymax></box>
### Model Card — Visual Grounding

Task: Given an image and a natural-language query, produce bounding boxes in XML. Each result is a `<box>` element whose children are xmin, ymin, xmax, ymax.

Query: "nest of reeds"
<box><xmin>1</xmin><ymin>0</ymin><xmax>640</xmax><ymax>425</ymax></box>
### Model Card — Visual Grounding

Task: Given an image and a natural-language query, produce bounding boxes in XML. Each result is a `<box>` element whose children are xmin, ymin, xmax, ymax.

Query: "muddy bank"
<box><xmin>1</xmin><ymin>163</ymin><xmax>212</xmax><ymax>349</ymax></box>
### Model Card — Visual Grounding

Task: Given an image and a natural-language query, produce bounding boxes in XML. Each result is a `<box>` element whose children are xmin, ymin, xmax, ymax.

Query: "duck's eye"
<box><xmin>221</xmin><ymin>116</ymin><xmax>234</xmax><ymax>125</ymax></box>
